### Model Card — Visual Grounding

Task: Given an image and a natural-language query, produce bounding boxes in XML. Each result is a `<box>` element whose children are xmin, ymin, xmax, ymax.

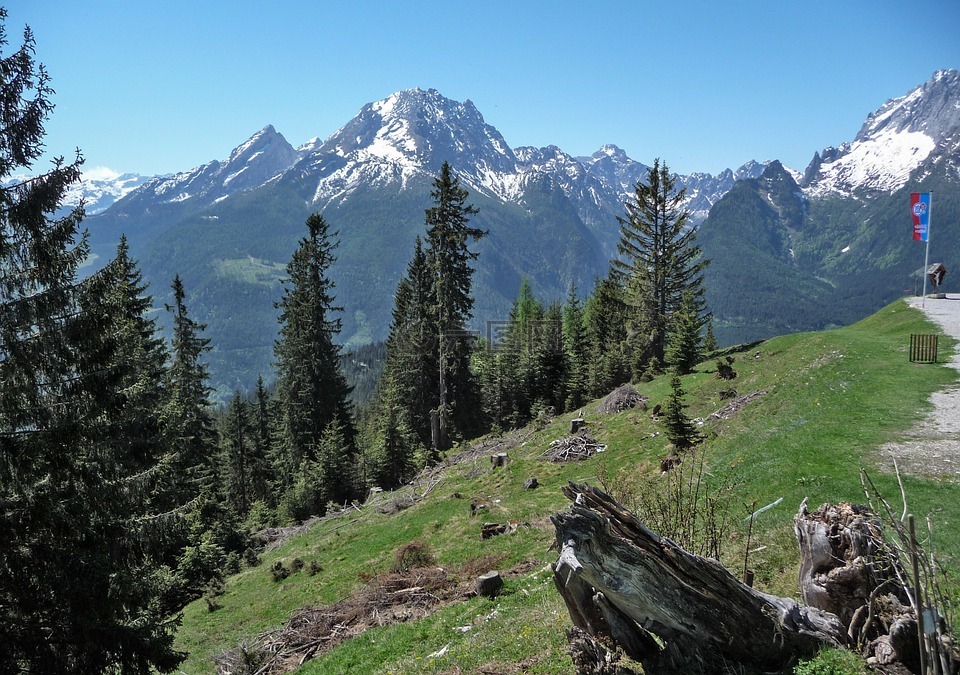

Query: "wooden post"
<box><xmin>909</xmin><ymin>515</ymin><xmax>928</xmax><ymax>675</ymax></box>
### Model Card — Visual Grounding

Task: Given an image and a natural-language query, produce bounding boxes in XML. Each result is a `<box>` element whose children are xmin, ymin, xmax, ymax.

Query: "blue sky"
<box><xmin>7</xmin><ymin>1</ymin><xmax>960</xmax><ymax>178</ymax></box>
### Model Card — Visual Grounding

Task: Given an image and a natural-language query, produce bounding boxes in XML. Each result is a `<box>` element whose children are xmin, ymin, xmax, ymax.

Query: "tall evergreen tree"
<box><xmin>665</xmin><ymin>289</ymin><xmax>706</xmax><ymax>375</ymax></box>
<box><xmin>377</xmin><ymin>238</ymin><xmax>436</xmax><ymax>450</ymax></box>
<box><xmin>613</xmin><ymin>158</ymin><xmax>709</xmax><ymax>368</ymax></box>
<box><xmin>0</xmin><ymin>13</ymin><xmax>182</xmax><ymax>671</ymax></box>
<box><xmin>529</xmin><ymin>302</ymin><xmax>567</xmax><ymax>414</ymax></box>
<box><xmin>561</xmin><ymin>282</ymin><xmax>589</xmax><ymax>410</ymax></box>
<box><xmin>273</xmin><ymin>213</ymin><xmax>358</xmax><ymax>512</ymax></box>
<box><xmin>249</xmin><ymin>376</ymin><xmax>274</xmax><ymax>506</ymax></box>
<box><xmin>583</xmin><ymin>274</ymin><xmax>632</xmax><ymax>396</ymax></box>
<box><xmin>221</xmin><ymin>391</ymin><xmax>253</xmax><ymax>517</ymax></box>
<box><xmin>160</xmin><ymin>274</ymin><xmax>217</xmax><ymax>510</ymax></box>
<box><xmin>424</xmin><ymin>162</ymin><xmax>485</xmax><ymax>450</ymax></box>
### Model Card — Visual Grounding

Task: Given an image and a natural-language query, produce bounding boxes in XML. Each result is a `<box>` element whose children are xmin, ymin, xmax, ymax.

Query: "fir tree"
<box><xmin>273</xmin><ymin>213</ymin><xmax>358</xmax><ymax>513</ymax></box>
<box><xmin>665</xmin><ymin>289</ymin><xmax>706</xmax><ymax>375</ymax></box>
<box><xmin>529</xmin><ymin>302</ymin><xmax>567</xmax><ymax>415</ymax></box>
<box><xmin>160</xmin><ymin>274</ymin><xmax>217</xmax><ymax>510</ymax></box>
<box><xmin>221</xmin><ymin>391</ymin><xmax>253</xmax><ymax>516</ymax></box>
<box><xmin>704</xmin><ymin>316</ymin><xmax>718</xmax><ymax>354</ymax></box>
<box><xmin>613</xmin><ymin>159</ymin><xmax>709</xmax><ymax>368</ymax></box>
<box><xmin>0</xmin><ymin>13</ymin><xmax>182</xmax><ymax>670</ymax></box>
<box><xmin>662</xmin><ymin>374</ymin><xmax>701</xmax><ymax>450</ymax></box>
<box><xmin>561</xmin><ymin>282</ymin><xmax>589</xmax><ymax>410</ymax></box>
<box><xmin>424</xmin><ymin>162</ymin><xmax>486</xmax><ymax>450</ymax></box>
<box><xmin>583</xmin><ymin>275</ymin><xmax>632</xmax><ymax>396</ymax></box>
<box><xmin>249</xmin><ymin>376</ymin><xmax>274</xmax><ymax>506</ymax></box>
<box><xmin>380</xmin><ymin>239</ymin><xmax>437</xmax><ymax>446</ymax></box>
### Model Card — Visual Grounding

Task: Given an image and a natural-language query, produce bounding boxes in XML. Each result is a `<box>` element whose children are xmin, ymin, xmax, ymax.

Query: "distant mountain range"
<box><xmin>80</xmin><ymin>69</ymin><xmax>960</xmax><ymax>397</ymax></box>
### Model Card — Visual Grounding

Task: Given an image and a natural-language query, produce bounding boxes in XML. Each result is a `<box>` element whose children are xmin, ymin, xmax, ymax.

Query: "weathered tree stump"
<box><xmin>490</xmin><ymin>452</ymin><xmax>508</xmax><ymax>468</ymax></box>
<box><xmin>476</xmin><ymin>570</ymin><xmax>503</xmax><ymax>598</ymax></box>
<box><xmin>553</xmin><ymin>483</ymin><xmax>958</xmax><ymax>674</ymax></box>
<box><xmin>552</xmin><ymin>483</ymin><xmax>845</xmax><ymax>674</ymax></box>
<box><xmin>481</xmin><ymin>522</ymin><xmax>507</xmax><ymax>539</ymax></box>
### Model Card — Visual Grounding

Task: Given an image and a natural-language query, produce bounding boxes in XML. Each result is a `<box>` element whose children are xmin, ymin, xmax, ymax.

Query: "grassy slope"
<box><xmin>175</xmin><ymin>299</ymin><xmax>960</xmax><ymax>674</ymax></box>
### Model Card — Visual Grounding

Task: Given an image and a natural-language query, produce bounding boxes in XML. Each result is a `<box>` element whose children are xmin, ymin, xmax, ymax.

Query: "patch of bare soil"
<box><xmin>874</xmin><ymin>296</ymin><xmax>960</xmax><ymax>478</ymax></box>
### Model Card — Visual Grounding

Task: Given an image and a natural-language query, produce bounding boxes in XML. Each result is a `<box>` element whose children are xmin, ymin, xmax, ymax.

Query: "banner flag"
<box><xmin>911</xmin><ymin>192</ymin><xmax>931</xmax><ymax>241</ymax></box>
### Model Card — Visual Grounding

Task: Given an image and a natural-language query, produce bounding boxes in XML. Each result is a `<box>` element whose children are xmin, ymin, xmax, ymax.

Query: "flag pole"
<box><xmin>921</xmin><ymin>192</ymin><xmax>932</xmax><ymax>308</ymax></box>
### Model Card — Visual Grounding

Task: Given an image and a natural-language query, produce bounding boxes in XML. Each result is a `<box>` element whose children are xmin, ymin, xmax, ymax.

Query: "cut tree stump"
<box><xmin>476</xmin><ymin>570</ymin><xmax>503</xmax><ymax>598</ymax></box>
<box><xmin>552</xmin><ymin>483</ymin><xmax>845</xmax><ymax>674</ymax></box>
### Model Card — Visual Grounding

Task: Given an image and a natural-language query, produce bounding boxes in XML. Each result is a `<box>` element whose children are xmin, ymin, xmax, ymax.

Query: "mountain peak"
<box><xmin>220</xmin><ymin>125</ymin><xmax>298</xmax><ymax>192</ymax></box>
<box><xmin>304</xmin><ymin>88</ymin><xmax>518</xmax><ymax>203</ymax></box>
<box><xmin>804</xmin><ymin>69</ymin><xmax>959</xmax><ymax>195</ymax></box>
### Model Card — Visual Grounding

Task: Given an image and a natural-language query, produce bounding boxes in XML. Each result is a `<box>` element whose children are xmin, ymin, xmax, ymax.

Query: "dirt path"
<box><xmin>874</xmin><ymin>295</ymin><xmax>960</xmax><ymax>478</ymax></box>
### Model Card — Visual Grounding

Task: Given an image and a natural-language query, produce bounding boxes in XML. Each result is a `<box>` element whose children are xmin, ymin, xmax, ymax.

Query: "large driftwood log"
<box><xmin>552</xmin><ymin>483</ymin><xmax>846</xmax><ymax>674</ymax></box>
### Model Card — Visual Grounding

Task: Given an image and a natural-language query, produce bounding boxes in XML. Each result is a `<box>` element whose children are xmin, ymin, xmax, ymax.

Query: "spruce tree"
<box><xmin>529</xmin><ymin>302</ymin><xmax>567</xmax><ymax>415</ymax></box>
<box><xmin>561</xmin><ymin>282</ymin><xmax>589</xmax><ymax>411</ymax></box>
<box><xmin>160</xmin><ymin>274</ymin><xmax>217</xmax><ymax>510</ymax></box>
<box><xmin>380</xmin><ymin>239</ymin><xmax>436</xmax><ymax>446</ymax></box>
<box><xmin>583</xmin><ymin>275</ymin><xmax>632</xmax><ymax>396</ymax></box>
<box><xmin>249</xmin><ymin>376</ymin><xmax>274</xmax><ymax>507</ymax></box>
<box><xmin>613</xmin><ymin>159</ymin><xmax>709</xmax><ymax>368</ymax></box>
<box><xmin>662</xmin><ymin>374</ymin><xmax>701</xmax><ymax>450</ymax></box>
<box><xmin>0</xmin><ymin>13</ymin><xmax>182</xmax><ymax>670</ymax></box>
<box><xmin>704</xmin><ymin>316</ymin><xmax>718</xmax><ymax>354</ymax></box>
<box><xmin>424</xmin><ymin>162</ymin><xmax>485</xmax><ymax>450</ymax></box>
<box><xmin>221</xmin><ymin>391</ymin><xmax>253</xmax><ymax>517</ymax></box>
<box><xmin>273</xmin><ymin>213</ymin><xmax>357</xmax><ymax>513</ymax></box>
<box><xmin>665</xmin><ymin>289</ymin><xmax>706</xmax><ymax>375</ymax></box>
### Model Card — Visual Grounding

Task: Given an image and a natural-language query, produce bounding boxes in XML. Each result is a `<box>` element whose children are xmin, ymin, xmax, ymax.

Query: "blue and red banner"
<box><xmin>911</xmin><ymin>192</ymin><xmax>931</xmax><ymax>241</ymax></box>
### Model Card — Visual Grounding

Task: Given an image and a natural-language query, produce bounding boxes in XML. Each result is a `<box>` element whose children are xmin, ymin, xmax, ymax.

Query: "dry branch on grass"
<box><xmin>709</xmin><ymin>389</ymin><xmax>768</xmax><ymax>420</ymax></box>
<box><xmin>215</xmin><ymin>558</ymin><xmax>541</xmax><ymax>674</ymax></box>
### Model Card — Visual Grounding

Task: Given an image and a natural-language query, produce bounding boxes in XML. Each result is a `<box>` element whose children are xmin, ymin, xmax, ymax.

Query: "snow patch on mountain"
<box><xmin>809</xmin><ymin>128</ymin><xmax>936</xmax><ymax>196</ymax></box>
<box><xmin>805</xmin><ymin>69</ymin><xmax>959</xmax><ymax>196</ymax></box>
<box><xmin>67</xmin><ymin>170</ymin><xmax>150</xmax><ymax>214</ymax></box>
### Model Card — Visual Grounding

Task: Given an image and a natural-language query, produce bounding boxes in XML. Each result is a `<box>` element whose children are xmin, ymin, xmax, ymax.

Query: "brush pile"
<box><xmin>215</xmin><ymin>567</ymin><xmax>459</xmax><ymax>674</ymax></box>
<box><xmin>597</xmin><ymin>384</ymin><xmax>648</xmax><ymax>414</ymax></box>
<box><xmin>543</xmin><ymin>431</ymin><xmax>606</xmax><ymax>462</ymax></box>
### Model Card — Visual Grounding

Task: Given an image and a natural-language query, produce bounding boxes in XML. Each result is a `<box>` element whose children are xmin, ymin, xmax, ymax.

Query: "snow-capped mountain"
<box><xmin>127</xmin><ymin>124</ymin><xmax>298</xmax><ymax>209</ymax></box>
<box><xmin>282</xmin><ymin>88</ymin><xmax>762</xmax><ymax>229</ymax></box>
<box><xmin>4</xmin><ymin>168</ymin><xmax>149</xmax><ymax>216</ymax></box>
<box><xmin>66</xmin><ymin>170</ymin><xmax>151</xmax><ymax>214</ymax></box>
<box><xmin>84</xmin><ymin>71</ymin><xmax>960</xmax><ymax>397</ymax></box>
<box><xmin>802</xmin><ymin>69</ymin><xmax>960</xmax><ymax>196</ymax></box>
<box><xmin>101</xmin><ymin>87</ymin><xmax>764</xmax><ymax>243</ymax></box>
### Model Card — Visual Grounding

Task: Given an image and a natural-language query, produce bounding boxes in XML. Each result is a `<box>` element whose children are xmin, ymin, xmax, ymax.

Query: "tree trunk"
<box><xmin>553</xmin><ymin>483</ymin><xmax>959</xmax><ymax>674</ymax></box>
<box><xmin>552</xmin><ymin>483</ymin><xmax>846</xmax><ymax>674</ymax></box>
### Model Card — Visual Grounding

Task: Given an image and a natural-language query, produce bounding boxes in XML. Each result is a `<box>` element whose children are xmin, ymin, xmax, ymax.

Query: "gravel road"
<box><xmin>875</xmin><ymin>295</ymin><xmax>960</xmax><ymax>478</ymax></box>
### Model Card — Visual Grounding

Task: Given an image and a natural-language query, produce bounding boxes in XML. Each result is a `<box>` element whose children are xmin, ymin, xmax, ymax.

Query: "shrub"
<box><xmin>390</xmin><ymin>540</ymin><xmax>436</xmax><ymax>573</ymax></box>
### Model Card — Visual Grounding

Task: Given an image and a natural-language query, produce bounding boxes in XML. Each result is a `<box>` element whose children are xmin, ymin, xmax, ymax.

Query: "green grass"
<box><xmin>174</xmin><ymin>299</ymin><xmax>960</xmax><ymax>673</ymax></box>
<box><xmin>213</xmin><ymin>256</ymin><xmax>285</xmax><ymax>287</ymax></box>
